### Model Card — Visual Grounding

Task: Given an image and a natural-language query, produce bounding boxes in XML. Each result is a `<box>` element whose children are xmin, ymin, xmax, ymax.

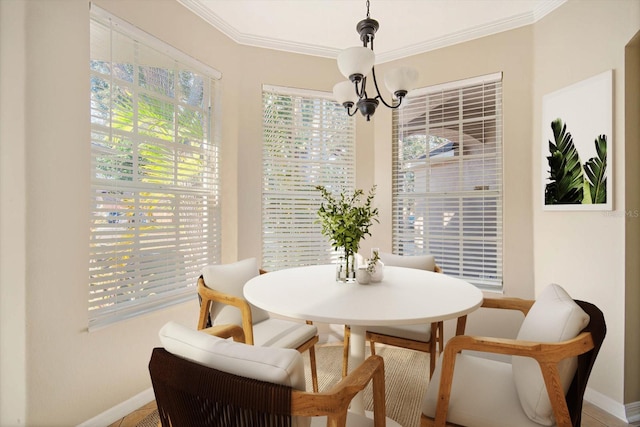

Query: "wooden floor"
<box><xmin>107</xmin><ymin>400</ymin><xmax>157</xmax><ymax>427</ymax></box>
<box><xmin>109</xmin><ymin>400</ymin><xmax>633</xmax><ymax>427</ymax></box>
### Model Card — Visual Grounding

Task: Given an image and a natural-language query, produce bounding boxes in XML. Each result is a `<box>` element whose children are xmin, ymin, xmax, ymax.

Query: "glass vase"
<box><xmin>336</xmin><ymin>251</ymin><xmax>357</xmax><ymax>283</ymax></box>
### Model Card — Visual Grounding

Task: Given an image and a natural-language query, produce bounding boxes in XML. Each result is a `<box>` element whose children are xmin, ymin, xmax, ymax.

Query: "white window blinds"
<box><xmin>89</xmin><ymin>7</ymin><xmax>221</xmax><ymax>329</ymax></box>
<box><xmin>392</xmin><ymin>73</ymin><xmax>503</xmax><ymax>290</ymax></box>
<box><xmin>262</xmin><ymin>85</ymin><xmax>355</xmax><ymax>271</ymax></box>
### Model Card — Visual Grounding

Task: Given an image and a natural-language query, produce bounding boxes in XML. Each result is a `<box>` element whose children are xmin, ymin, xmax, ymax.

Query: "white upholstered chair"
<box><xmin>197</xmin><ymin>258</ymin><xmax>319</xmax><ymax>392</ymax></box>
<box><xmin>152</xmin><ymin>321</ymin><xmax>386</xmax><ymax>427</ymax></box>
<box><xmin>343</xmin><ymin>252</ymin><xmax>445</xmax><ymax>376</ymax></box>
<box><xmin>421</xmin><ymin>284</ymin><xmax>606</xmax><ymax>427</ymax></box>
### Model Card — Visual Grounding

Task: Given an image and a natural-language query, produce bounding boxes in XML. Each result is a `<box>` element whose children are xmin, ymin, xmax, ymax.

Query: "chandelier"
<box><xmin>333</xmin><ymin>0</ymin><xmax>418</xmax><ymax>121</ymax></box>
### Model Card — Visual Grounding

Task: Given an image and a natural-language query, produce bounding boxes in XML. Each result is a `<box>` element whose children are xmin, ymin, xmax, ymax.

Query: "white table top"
<box><xmin>244</xmin><ymin>265</ymin><xmax>483</xmax><ymax>326</ymax></box>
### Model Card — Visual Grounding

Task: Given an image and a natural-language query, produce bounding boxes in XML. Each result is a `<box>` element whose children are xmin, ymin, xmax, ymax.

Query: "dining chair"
<box><xmin>342</xmin><ymin>252</ymin><xmax>445</xmax><ymax>377</ymax></box>
<box><xmin>421</xmin><ymin>283</ymin><xmax>606</xmax><ymax>427</ymax></box>
<box><xmin>197</xmin><ymin>258</ymin><xmax>319</xmax><ymax>392</ymax></box>
<box><xmin>151</xmin><ymin>321</ymin><xmax>386</xmax><ymax>427</ymax></box>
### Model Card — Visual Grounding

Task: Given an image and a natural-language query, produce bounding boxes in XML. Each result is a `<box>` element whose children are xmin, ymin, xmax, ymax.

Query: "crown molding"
<box><xmin>378</xmin><ymin>0</ymin><xmax>567</xmax><ymax>63</ymax></box>
<box><xmin>534</xmin><ymin>0</ymin><xmax>568</xmax><ymax>21</ymax></box>
<box><xmin>178</xmin><ymin>0</ymin><xmax>567</xmax><ymax>62</ymax></box>
<box><xmin>177</xmin><ymin>0</ymin><xmax>241</xmax><ymax>42</ymax></box>
<box><xmin>177</xmin><ymin>0</ymin><xmax>340</xmax><ymax>58</ymax></box>
<box><xmin>229</xmin><ymin>32</ymin><xmax>341</xmax><ymax>59</ymax></box>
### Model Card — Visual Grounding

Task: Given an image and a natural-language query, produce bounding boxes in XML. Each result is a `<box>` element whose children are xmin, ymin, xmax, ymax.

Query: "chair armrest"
<box><xmin>433</xmin><ymin>332</ymin><xmax>595</xmax><ymax>427</ymax></box>
<box><xmin>481</xmin><ymin>295</ymin><xmax>534</xmax><ymax>315</ymax></box>
<box><xmin>291</xmin><ymin>355</ymin><xmax>386</xmax><ymax>427</ymax></box>
<box><xmin>446</xmin><ymin>332</ymin><xmax>594</xmax><ymax>361</ymax></box>
<box><xmin>197</xmin><ymin>277</ymin><xmax>255</xmax><ymax>345</ymax></box>
<box><xmin>201</xmin><ymin>324</ymin><xmax>246</xmax><ymax>343</ymax></box>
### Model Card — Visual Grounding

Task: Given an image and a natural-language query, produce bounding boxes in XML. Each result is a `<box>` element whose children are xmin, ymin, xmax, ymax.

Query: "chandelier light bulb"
<box><xmin>337</xmin><ymin>47</ymin><xmax>375</xmax><ymax>82</ymax></box>
<box><xmin>333</xmin><ymin>80</ymin><xmax>358</xmax><ymax>107</ymax></box>
<box><xmin>384</xmin><ymin>66</ymin><xmax>419</xmax><ymax>100</ymax></box>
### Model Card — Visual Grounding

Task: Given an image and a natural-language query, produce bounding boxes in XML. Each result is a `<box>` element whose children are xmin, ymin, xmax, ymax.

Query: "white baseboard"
<box><xmin>76</xmin><ymin>387</ymin><xmax>154</xmax><ymax>427</ymax></box>
<box><xmin>584</xmin><ymin>387</ymin><xmax>630</xmax><ymax>423</ymax></box>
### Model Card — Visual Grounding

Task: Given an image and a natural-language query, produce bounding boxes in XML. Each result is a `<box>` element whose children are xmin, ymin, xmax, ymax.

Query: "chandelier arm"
<box><xmin>355</xmin><ymin>78</ymin><xmax>367</xmax><ymax>99</ymax></box>
<box><xmin>370</xmin><ymin>66</ymin><xmax>402</xmax><ymax>109</ymax></box>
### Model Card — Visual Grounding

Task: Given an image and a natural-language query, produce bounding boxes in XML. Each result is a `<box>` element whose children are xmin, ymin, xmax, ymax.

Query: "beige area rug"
<box><xmin>138</xmin><ymin>344</ymin><xmax>430</xmax><ymax>427</ymax></box>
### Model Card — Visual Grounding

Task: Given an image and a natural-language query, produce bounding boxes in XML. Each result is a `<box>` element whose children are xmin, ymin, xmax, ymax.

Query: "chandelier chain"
<box><xmin>366</xmin><ymin>0</ymin><xmax>370</xmax><ymax>18</ymax></box>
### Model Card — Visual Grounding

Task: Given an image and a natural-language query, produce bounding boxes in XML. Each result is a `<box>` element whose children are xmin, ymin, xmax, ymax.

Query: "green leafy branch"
<box><xmin>545</xmin><ymin>118</ymin><xmax>608</xmax><ymax>206</ymax></box>
<box><xmin>545</xmin><ymin>119</ymin><xmax>584</xmax><ymax>205</ymax></box>
<box><xmin>583</xmin><ymin>134</ymin><xmax>607</xmax><ymax>204</ymax></box>
<box><xmin>315</xmin><ymin>185</ymin><xmax>379</xmax><ymax>257</ymax></box>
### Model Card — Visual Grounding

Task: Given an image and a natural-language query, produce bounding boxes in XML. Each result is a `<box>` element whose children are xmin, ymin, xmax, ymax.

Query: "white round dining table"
<box><xmin>244</xmin><ymin>264</ymin><xmax>483</xmax><ymax>419</ymax></box>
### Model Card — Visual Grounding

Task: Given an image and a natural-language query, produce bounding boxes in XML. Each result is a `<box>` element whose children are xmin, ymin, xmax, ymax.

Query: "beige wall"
<box><xmin>0</xmin><ymin>0</ymin><xmax>28</xmax><ymax>424</ymax></box>
<box><xmin>0</xmin><ymin>0</ymin><xmax>233</xmax><ymax>424</ymax></box>
<box><xmin>624</xmin><ymin>30</ymin><xmax>640</xmax><ymax>406</ymax></box>
<box><xmin>0</xmin><ymin>0</ymin><xmax>355</xmax><ymax>424</ymax></box>
<box><xmin>0</xmin><ymin>0</ymin><xmax>637</xmax><ymax>425</ymax></box>
<box><xmin>532</xmin><ymin>0</ymin><xmax>640</xmax><ymax>415</ymax></box>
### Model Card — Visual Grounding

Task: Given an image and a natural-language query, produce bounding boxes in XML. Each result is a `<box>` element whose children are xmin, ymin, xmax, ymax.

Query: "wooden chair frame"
<box><xmin>291</xmin><ymin>354</ymin><xmax>386</xmax><ymax>427</ymax></box>
<box><xmin>421</xmin><ymin>296</ymin><xmax>601</xmax><ymax>427</ymax></box>
<box><xmin>197</xmin><ymin>276</ymin><xmax>319</xmax><ymax>392</ymax></box>
<box><xmin>152</xmin><ymin>324</ymin><xmax>386</xmax><ymax>427</ymax></box>
<box><xmin>343</xmin><ymin>264</ymin><xmax>465</xmax><ymax>377</ymax></box>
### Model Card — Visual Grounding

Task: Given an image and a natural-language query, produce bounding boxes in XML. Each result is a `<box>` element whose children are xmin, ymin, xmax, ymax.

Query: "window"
<box><xmin>89</xmin><ymin>7</ymin><xmax>221</xmax><ymax>329</ymax></box>
<box><xmin>392</xmin><ymin>73</ymin><xmax>503</xmax><ymax>289</ymax></box>
<box><xmin>262</xmin><ymin>85</ymin><xmax>355</xmax><ymax>270</ymax></box>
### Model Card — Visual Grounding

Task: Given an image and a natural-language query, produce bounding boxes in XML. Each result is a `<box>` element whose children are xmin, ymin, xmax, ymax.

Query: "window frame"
<box><xmin>261</xmin><ymin>84</ymin><xmax>356</xmax><ymax>271</ymax></box>
<box><xmin>88</xmin><ymin>6</ymin><xmax>222</xmax><ymax>329</ymax></box>
<box><xmin>392</xmin><ymin>72</ymin><xmax>503</xmax><ymax>290</ymax></box>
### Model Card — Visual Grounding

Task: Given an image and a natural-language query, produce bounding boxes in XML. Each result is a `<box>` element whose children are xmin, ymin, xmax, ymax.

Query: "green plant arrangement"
<box><xmin>545</xmin><ymin>118</ymin><xmax>608</xmax><ymax>205</ymax></box>
<box><xmin>315</xmin><ymin>185</ymin><xmax>379</xmax><ymax>281</ymax></box>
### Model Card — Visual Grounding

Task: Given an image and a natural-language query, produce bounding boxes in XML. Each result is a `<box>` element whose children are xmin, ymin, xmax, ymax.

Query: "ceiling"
<box><xmin>177</xmin><ymin>0</ymin><xmax>566</xmax><ymax>63</ymax></box>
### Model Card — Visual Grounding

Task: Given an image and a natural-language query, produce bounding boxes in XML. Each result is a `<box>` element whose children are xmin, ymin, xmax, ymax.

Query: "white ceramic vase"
<box><xmin>369</xmin><ymin>260</ymin><xmax>384</xmax><ymax>282</ymax></box>
<box><xmin>355</xmin><ymin>267</ymin><xmax>371</xmax><ymax>284</ymax></box>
